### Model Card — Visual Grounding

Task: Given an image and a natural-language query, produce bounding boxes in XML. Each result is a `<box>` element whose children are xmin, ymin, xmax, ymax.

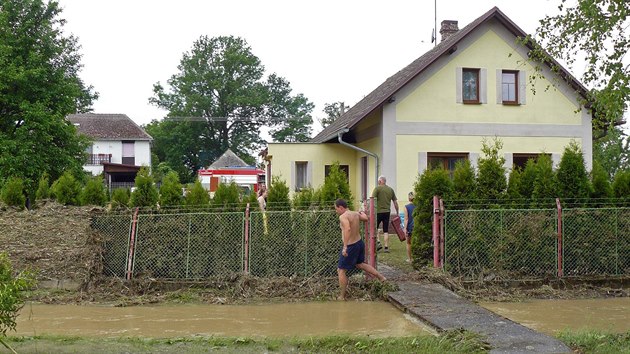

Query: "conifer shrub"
<box><xmin>612</xmin><ymin>170</ymin><xmax>630</xmax><ymax>199</ymax></box>
<box><xmin>506</xmin><ymin>167</ymin><xmax>523</xmax><ymax>204</ymax></box>
<box><xmin>212</xmin><ymin>181</ymin><xmax>241</xmax><ymax>211</ymax></box>
<box><xmin>476</xmin><ymin>138</ymin><xmax>507</xmax><ymax>204</ymax></box>
<box><xmin>110</xmin><ymin>188</ymin><xmax>130</xmax><ymax>208</ymax></box>
<box><xmin>51</xmin><ymin>171</ymin><xmax>81</xmax><ymax>205</ymax></box>
<box><xmin>452</xmin><ymin>159</ymin><xmax>476</xmax><ymax>207</ymax></box>
<box><xmin>590</xmin><ymin>160</ymin><xmax>613</xmax><ymax>202</ymax></box>
<box><xmin>267</xmin><ymin>176</ymin><xmax>291</xmax><ymax>211</ymax></box>
<box><xmin>159</xmin><ymin>171</ymin><xmax>183</xmax><ymax>207</ymax></box>
<box><xmin>519</xmin><ymin>158</ymin><xmax>537</xmax><ymax>201</ymax></box>
<box><xmin>531</xmin><ymin>154</ymin><xmax>557</xmax><ymax>207</ymax></box>
<box><xmin>319</xmin><ymin>162</ymin><xmax>353</xmax><ymax>209</ymax></box>
<box><xmin>556</xmin><ymin>141</ymin><xmax>591</xmax><ymax>204</ymax></box>
<box><xmin>293</xmin><ymin>186</ymin><xmax>317</xmax><ymax>210</ymax></box>
<box><xmin>79</xmin><ymin>176</ymin><xmax>107</xmax><ymax>206</ymax></box>
<box><xmin>185</xmin><ymin>180</ymin><xmax>209</xmax><ymax>206</ymax></box>
<box><xmin>35</xmin><ymin>173</ymin><xmax>50</xmax><ymax>200</ymax></box>
<box><xmin>130</xmin><ymin>167</ymin><xmax>158</xmax><ymax>208</ymax></box>
<box><xmin>1</xmin><ymin>177</ymin><xmax>25</xmax><ymax>208</ymax></box>
<box><xmin>412</xmin><ymin>168</ymin><xmax>452</xmax><ymax>268</ymax></box>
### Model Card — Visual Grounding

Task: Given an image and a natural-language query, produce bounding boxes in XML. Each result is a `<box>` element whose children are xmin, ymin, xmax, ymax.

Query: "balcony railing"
<box><xmin>87</xmin><ymin>153</ymin><xmax>112</xmax><ymax>165</ymax></box>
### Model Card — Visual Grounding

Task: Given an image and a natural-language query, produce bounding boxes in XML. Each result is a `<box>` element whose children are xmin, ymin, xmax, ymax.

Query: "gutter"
<box><xmin>337</xmin><ymin>128</ymin><xmax>379</xmax><ymax>187</ymax></box>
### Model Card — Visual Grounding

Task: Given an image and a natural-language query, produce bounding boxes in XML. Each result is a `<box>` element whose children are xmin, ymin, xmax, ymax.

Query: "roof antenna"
<box><xmin>432</xmin><ymin>0</ymin><xmax>437</xmax><ymax>46</ymax></box>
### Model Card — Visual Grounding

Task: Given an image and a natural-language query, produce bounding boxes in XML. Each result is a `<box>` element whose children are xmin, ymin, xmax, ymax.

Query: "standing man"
<box><xmin>371</xmin><ymin>176</ymin><xmax>399</xmax><ymax>253</ymax></box>
<box><xmin>335</xmin><ymin>199</ymin><xmax>386</xmax><ymax>301</ymax></box>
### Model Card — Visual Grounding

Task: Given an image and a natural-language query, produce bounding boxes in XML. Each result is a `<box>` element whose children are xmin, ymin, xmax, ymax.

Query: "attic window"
<box><xmin>502</xmin><ymin>70</ymin><xmax>518</xmax><ymax>104</ymax></box>
<box><xmin>462</xmin><ymin>68</ymin><xmax>480</xmax><ymax>103</ymax></box>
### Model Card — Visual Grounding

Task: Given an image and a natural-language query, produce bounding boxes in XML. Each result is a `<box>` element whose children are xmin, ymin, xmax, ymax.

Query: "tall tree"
<box><xmin>0</xmin><ymin>0</ymin><xmax>97</xmax><ymax>193</ymax></box>
<box><xmin>593</xmin><ymin>126</ymin><xmax>630</xmax><ymax>179</ymax></box>
<box><xmin>150</xmin><ymin>35</ymin><xmax>314</xmax><ymax>181</ymax></box>
<box><xmin>529</xmin><ymin>0</ymin><xmax>629</xmax><ymax>130</ymax></box>
<box><xmin>319</xmin><ymin>101</ymin><xmax>349</xmax><ymax>129</ymax></box>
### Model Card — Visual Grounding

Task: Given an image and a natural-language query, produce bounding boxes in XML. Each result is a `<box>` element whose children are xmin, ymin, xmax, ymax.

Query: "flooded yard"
<box><xmin>481</xmin><ymin>297</ymin><xmax>630</xmax><ymax>334</ymax></box>
<box><xmin>14</xmin><ymin>301</ymin><xmax>431</xmax><ymax>338</ymax></box>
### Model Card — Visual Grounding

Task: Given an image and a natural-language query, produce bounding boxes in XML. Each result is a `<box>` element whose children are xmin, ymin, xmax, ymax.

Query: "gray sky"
<box><xmin>58</xmin><ymin>0</ymin><xmax>617</xmax><ymax>135</ymax></box>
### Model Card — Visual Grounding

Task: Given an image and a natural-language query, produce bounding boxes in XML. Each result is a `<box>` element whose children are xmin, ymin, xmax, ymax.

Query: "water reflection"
<box><xmin>481</xmin><ymin>297</ymin><xmax>630</xmax><ymax>334</ymax></box>
<box><xmin>15</xmin><ymin>301</ymin><xmax>430</xmax><ymax>338</ymax></box>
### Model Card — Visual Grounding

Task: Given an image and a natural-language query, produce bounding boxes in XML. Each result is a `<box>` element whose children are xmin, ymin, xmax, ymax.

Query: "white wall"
<box><xmin>84</xmin><ymin>140</ymin><xmax>152</xmax><ymax>176</ymax></box>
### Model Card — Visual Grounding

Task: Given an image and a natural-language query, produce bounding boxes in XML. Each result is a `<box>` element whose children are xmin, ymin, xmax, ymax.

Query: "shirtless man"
<box><xmin>334</xmin><ymin>199</ymin><xmax>386</xmax><ymax>301</ymax></box>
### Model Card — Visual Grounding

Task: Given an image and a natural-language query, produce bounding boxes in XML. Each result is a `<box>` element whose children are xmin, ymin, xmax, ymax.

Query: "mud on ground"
<box><xmin>2</xmin><ymin>201</ymin><xmax>627</xmax><ymax>305</ymax></box>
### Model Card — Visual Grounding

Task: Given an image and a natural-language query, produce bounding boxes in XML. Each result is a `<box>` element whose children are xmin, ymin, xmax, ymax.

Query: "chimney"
<box><xmin>439</xmin><ymin>20</ymin><xmax>459</xmax><ymax>42</ymax></box>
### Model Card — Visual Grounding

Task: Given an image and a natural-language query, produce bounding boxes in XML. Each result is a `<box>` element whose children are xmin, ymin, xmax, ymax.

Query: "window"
<box><xmin>502</xmin><ymin>70</ymin><xmax>518</xmax><ymax>104</ymax></box>
<box><xmin>122</xmin><ymin>141</ymin><xmax>135</xmax><ymax>165</ymax></box>
<box><xmin>427</xmin><ymin>153</ymin><xmax>468</xmax><ymax>179</ymax></box>
<box><xmin>462</xmin><ymin>68</ymin><xmax>480</xmax><ymax>103</ymax></box>
<box><xmin>325</xmin><ymin>164</ymin><xmax>350</xmax><ymax>184</ymax></box>
<box><xmin>512</xmin><ymin>153</ymin><xmax>550</xmax><ymax>170</ymax></box>
<box><xmin>295</xmin><ymin>161</ymin><xmax>308</xmax><ymax>190</ymax></box>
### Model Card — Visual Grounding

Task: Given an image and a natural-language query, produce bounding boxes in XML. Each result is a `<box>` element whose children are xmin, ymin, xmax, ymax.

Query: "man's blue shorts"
<box><xmin>338</xmin><ymin>239</ymin><xmax>365</xmax><ymax>270</ymax></box>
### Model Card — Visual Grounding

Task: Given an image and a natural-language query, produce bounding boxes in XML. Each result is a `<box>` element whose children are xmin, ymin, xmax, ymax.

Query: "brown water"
<box><xmin>482</xmin><ymin>297</ymin><xmax>630</xmax><ymax>334</ymax></box>
<box><xmin>14</xmin><ymin>302</ymin><xmax>430</xmax><ymax>338</ymax></box>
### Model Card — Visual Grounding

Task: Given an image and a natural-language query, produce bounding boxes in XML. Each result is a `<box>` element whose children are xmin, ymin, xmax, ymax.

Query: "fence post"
<box><xmin>556</xmin><ymin>198</ymin><xmax>563</xmax><ymax>277</ymax></box>
<box><xmin>433</xmin><ymin>196</ymin><xmax>440</xmax><ymax>268</ymax></box>
<box><xmin>244</xmin><ymin>203</ymin><xmax>250</xmax><ymax>275</ymax></box>
<box><xmin>125</xmin><ymin>207</ymin><xmax>139</xmax><ymax>280</ymax></box>
<box><xmin>439</xmin><ymin>198</ymin><xmax>445</xmax><ymax>268</ymax></box>
<box><xmin>369</xmin><ymin>197</ymin><xmax>376</xmax><ymax>269</ymax></box>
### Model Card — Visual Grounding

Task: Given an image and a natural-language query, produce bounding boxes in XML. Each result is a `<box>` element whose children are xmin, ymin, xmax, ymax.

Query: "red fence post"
<box><xmin>244</xmin><ymin>203</ymin><xmax>250</xmax><ymax>275</ymax></box>
<box><xmin>556</xmin><ymin>198</ymin><xmax>563</xmax><ymax>277</ymax></box>
<box><xmin>439</xmin><ymin>198</ymin><xmax>445</xmax><ymax>268</ymax></box>
<box><xmin>369</xmin><ymin>197</ymin><xmax>376</xmax><ymax>270</ymax></box>
<box><xmin>432</xmin><ymin>196</ymin><xmax>440</xmax><ymax>268</ymax></box>
<box><xmin>126</xmin><ymin>207</ymin><xmax>139</xmax><ymax>280</ymax></box>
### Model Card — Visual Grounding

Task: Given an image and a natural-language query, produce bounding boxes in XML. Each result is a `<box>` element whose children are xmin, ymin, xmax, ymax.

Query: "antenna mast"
<box><xmin>434</xmin><ymin>0</ymin><xmax>437</xmax><ymax>46</ymax></box>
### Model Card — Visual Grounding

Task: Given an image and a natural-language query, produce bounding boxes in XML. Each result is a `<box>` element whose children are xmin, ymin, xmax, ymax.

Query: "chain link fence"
<box><xmin>443</xmin><ymin>207</ymin><xmax>629</xmax><ymax>280</ymax></box>
<box><xmin>92</xmin><ymin>209</ymin><xmax>351</xmax><ymax>279</ymax></box>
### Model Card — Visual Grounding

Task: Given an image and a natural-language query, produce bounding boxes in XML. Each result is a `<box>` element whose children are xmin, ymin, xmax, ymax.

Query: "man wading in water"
<box><xmin>334</xmin><ymin>199</ymin><xmax>386</xmax><ymax>301</ymax></box>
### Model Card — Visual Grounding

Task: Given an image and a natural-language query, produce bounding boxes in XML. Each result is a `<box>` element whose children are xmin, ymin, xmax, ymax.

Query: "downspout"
<box><xmin>337</xmin><ymin>128</ymin><xmax>379</xmax><ymax>187</ymax></box>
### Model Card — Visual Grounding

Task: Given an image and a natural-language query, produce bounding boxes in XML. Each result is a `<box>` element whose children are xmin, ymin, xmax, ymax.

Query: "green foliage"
<box><xmin>149</xmin><ymin>35</ymin><xmax>314</xmax><ymax>181</ymax></box>
<box><xmin>452</xmin><ymin>159</ymin><xmax>476</xmax><ymax>202</ymax></box>
<box><xmin>412</xmin><ymin>168</ymin><xmax>452</xmax><ymax>268</ymax></box>
<box><xmin>292</xmin><ymin>186</ymin><xmax>317</xmax><ymax>210</ymax></box>
<box><xmin>212</xmin><ymin>181</ymin><xmax>241</xmax><ymax>211</ymax></box>
<box><xmin>0</xmin><ymin>253</ymin><xmax>35</xmax><ymax>338</ymax></box>
<box><xmin>110</xmin><ymin>188</ymin><xmax>130</xmax><ymax>208</ymax></box>
<box><xmin>0</xmin><ymin>177</ymin><xmax>25</xmax><ymax>208</ymax></box>
<box><xmin>0</xmin><ymin>0</ymin><xmax>96</xmax><ymax>193</ymax></box>
<box><xmin>519</xmin><ymin>159</ymin><xmax>538</xmax><ymax>199</ymax></box>
<box><xmin>612</xmin><ymin>170</ymin><xmax>630</xmax><ymax>198</ymax></box>
<box><xmin>51</xmin><ymin>171</ymin><xmax>81</xmax><ymax>205</ymax></box>
<box><xmin>593</xmin><ymin>126</ymin><xmax>630</xmax><ymax>179</ymax></box>
<box><xmin>556</xmin><ymin>141</ymin><xmax>591</xmax><ymax>201</ymax></box>
<box><xmin>158</xmin><ymin>171</ymin><xmax>183</xmax><ymax>207</ymax></box>
<box><xmin>79</xmin><ymin>176</ymin><xmax>107</xmax><ymax>206</ymax></box>
<box><xmin>319</xmin><ymin>101</ymin><xmax>349</xmax><ymax>129</ymax></box>
<box><xmin>590</xmin><ymin>160</ymin><xmax>613</xmax><ymax>200</ymax></box>
<box><xmin>267</xmin><ymin>176</ymin><xmax>291</xmax><ymax>211</ymax></box>
<box><xmin>476</xmin><ymin>138</ymin><xmax>506</xmax><ymax>202</ymax></box>
<box><xmin>531</xmin><ymin>154</ymin><xmax>557</xmax><ymax>206</ymax></box>
<box><xmin>506</xmin><ymin>167</ymin><xmax>523</xmax><ymax>201</ymax></box>
<box><xmin>319</xmin><ymin>162</ymin><xmax>353</xmax><ymax>208</ymax></box>
<box><xmin>35</xmin><ymin>173</ymin><xmax>50</xmax><ymax>200</ymax></box>
<box><xmin>530</xmin><ymin>0</ymin><xmax>629</xmax><ymax>129</ymax></box>
<box><xmin>185</xmin><ymin>180</ymin><xmax>210</xmax><ymax>206</ymax></box>
<box><xmin>130</xmin><ymin>167</ymin><xmax>158</xmax><ymax>208</ymax></box>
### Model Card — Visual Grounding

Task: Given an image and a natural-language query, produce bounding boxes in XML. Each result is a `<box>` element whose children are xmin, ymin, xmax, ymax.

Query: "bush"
<box><xmin>452</xmin><ymin>159</ymin><xmax>476</xmax><ymax>204</ymax></box>
<box><xmin>319</xmin><ymin>162</ymin><xmax>353</xmax><ymax>208</ymax></box>
<box><xmin>159</xmin><ymin>171</ymin><xmax>183</xmax><ymax>207</ymax></box>
<box><xmin>35</xmin><ymin>173</ymin><xmax>50</xmax><ymax>200</ymax></box>
<box><xmin>1</xmin><ymin>177</ymin><xmax>25</xmax><ymax>208</ymax></box>
<box><xmin>51</xmin><ymin>171</ymin><xmax>81</xmax><ymax>205</ymax></box>
<box><xmin>531</xmin><ymin>154</ymin><xmax>557</xmax><ymax>206</ymax></box>
<box><xmin>0</xmin><ymin>253</ymin><xmax>35</xmax><ymax>346</ymax></box>
<box><xmin>293</xmin><ymin>186</ymin><xmax>317</xmax><ymax>210</ymax></box>
<box><xmin>130</xmin><ymin>167</ymin><xmax>158</xmax><ymax>208</ymax></box>
<box><xmin>110</xmin><ymin>188</ymin><xmax>130</xmax><ymax>208</ymax></box>
<box><xmin>267</xmin><ymin>176</ymin><xmax>291</xmax><ymax>211</ymax></box>
<box><xmin>212</xmin><ymin>181</ymin><xmax>241</xmax><ymax>211</ymax></box>
<box><xmin>519</xmin><ymin>158</ymin><xmax>537</xmax><ymax>200</ymax></box>
<box><xmin>556</xmin><ymin>141</ymin><xmax>591</xmax><ymax>202</ymax></box>
<box><xmin>79</xmin><ymin>176</ymin><xmax>107</xmax><ymax>206</ymax></box>
<box><xmin>476</xmin><ymin>138</ymin><xmax>506</xmax><ymax>203</ymax></box>
<box><xmin>185</xmin><ymin>180</ymin><xmax>209</xmax><ymax>206</ymax></box>
<box><xmin>412</xmin><ymin>168</ymin><xmax>452</xmax><ymax>268</ymax></box>
<box><xmin>506</xmin><ymin>167</ymin><xmax>523</xmax><ymax>202</ymax></box>
<box><xmin>590</xmin><ymin>160</ymin><xmax>613</xmax><ymax>201</ymax></box>
<box><xmin>612</xmin><ymin>170</ymin><xmax>630</xmax><ymax>198</ymax></box>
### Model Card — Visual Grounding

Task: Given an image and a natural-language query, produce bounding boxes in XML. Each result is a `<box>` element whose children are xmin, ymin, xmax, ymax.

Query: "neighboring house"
<box><xmin>267</xmin><ymin>7</ymin><xmax>592</xmax><ymax>208</ymax></box>
<box><xmin>198</xmin><ymin>149</ymin><xmax>265</xmax><ymax>195</ymax></box>
<box><xmin>67</xmin><ymin>113</ymin><xmax>152</xmax><ymax>189</ymax></box>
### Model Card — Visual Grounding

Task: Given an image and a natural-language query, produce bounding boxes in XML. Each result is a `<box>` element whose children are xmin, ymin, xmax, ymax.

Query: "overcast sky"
<box><xmin>57</xmin><ymin>0</ymin><xmax>603</xmax><ymax>135</ymax></box>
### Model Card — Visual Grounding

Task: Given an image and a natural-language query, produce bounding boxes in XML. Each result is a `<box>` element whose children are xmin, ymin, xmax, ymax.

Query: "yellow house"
<box><xmin>267</xmin><ymin>7</ymin><xmax>592</xmax><ymax>209</ymax></box>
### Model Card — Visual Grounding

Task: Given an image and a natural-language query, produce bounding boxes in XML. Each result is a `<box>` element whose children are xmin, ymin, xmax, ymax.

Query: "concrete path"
<box><xmin>380</xmin><ymin>265</ymin><xmax>571</xmax><ymax>354</ymax></box>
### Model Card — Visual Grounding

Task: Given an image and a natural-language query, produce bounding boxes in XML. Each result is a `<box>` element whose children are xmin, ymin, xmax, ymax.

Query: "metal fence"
<box><xmin>443</xmin><ymin>207</ymin><xmax>630</xmax><ymax>279</ymax></box>
<box><xmin>92</xmin><ymin>209</ymin><xmax>349</xmax><ymax>279</ymax></box>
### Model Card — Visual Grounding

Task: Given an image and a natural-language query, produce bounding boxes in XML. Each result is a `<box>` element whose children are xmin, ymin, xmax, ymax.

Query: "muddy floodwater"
<box><xmin>14</xmin><ymin>301</ymin><xmax>430</xmax><ymax>338</ymax></box>
<box><xmin>482</xmin><ymin>297</ymin><xmax>630</xmax><ymax>334</ymax></box>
